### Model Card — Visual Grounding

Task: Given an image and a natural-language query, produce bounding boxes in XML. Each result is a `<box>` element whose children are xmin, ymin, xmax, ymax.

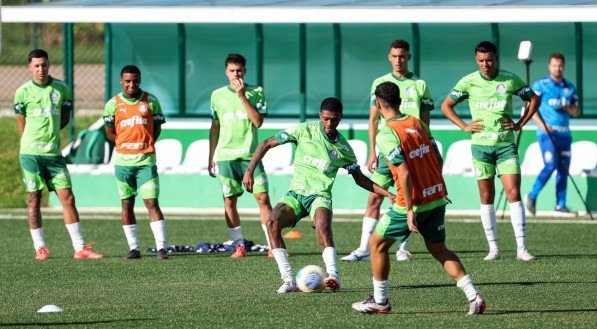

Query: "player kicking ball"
<box><xmin>352</xmin><ymin>82</ymin><xmax>485</xmax><ymax>315</ymax></box>
<box><xmin>243</xmin><ymin>97</ymin><xmax>395</xmax><ymax>293</ymax></box>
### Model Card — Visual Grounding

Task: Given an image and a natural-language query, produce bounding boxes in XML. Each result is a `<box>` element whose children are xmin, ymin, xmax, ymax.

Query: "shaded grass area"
<box><xmin>0</xmin><ymin>116</ymin><xmax>101</xmax><ymax>208</ymax></box>
<box><xmin>0</xmin><ymin>216</ymin><xmax>595</xmax><ymax>328</ymax></box>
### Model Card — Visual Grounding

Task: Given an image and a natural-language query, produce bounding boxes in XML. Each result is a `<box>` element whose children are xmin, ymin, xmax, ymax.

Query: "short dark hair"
<box><xmin>28</xmin><ymin>49</ymin><xmax>48</xmax><ymax>62</ymax></box>
<box><xmin>320</xmin><ymin>97</ymin><xmax>343</xmax><ymax>113</ymax></box>
<box><xmin>120</xmin><ymin>65</ymin><xmax>141</xmax><ymax>76</ymax></box>
<box><xmin>375</xmin><ymin>82</ymin><xmax>402</xmax><ymax>109</ymax></box>
<box><xmin>475</xmin><ymin>41</ymin><xmax>498</xmax><ymax>55</ymax></box>
<box><xmin>225</xmin><ymin>53</ymin><xmax>246</xmax><ymax>68</ymax></box>
<box><xmin>390</xmin><ymin>39</ymin><xmax>410</xmax><ymax>52</ymax></box>
<box><xmin>549</xmin><ymin>52</ymin><xmax>565</xmax><ymax>64</ymax></box>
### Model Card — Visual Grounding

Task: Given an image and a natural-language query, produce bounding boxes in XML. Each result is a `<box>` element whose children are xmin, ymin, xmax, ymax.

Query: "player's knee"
<box><xmin>255</xmin><ymin>193</ymin><xmax>271</xmax><ymax>206</ymax></box>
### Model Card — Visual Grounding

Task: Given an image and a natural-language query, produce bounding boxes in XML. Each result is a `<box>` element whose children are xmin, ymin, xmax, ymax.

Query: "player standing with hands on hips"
<box><xmin>208</xmin><ymin>53</ymin><xmax>273</xmax><ymax>258</ymax></box>
<box><xmin>441</xmin><ymin>41</ymin><xmax>539</xmax><ymax>261</ymax></box>
<box><xmin>526</xmin><ymin>53</ymin><xmax>580</xmax><ymax>215</ymax></box>
<box><xmin>14</xmin><ymin>49</ymin><xmax>103</xmax><ymax>260</ymax></box>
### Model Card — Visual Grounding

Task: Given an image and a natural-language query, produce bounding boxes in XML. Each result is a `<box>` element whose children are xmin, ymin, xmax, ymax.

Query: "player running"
<box><xmin>14</xmin><ymin>49</ymin><xmax>103</xmax><ymax>260</ymax></box>
<box><xmin>243</xmin><ymin>97</ymin><xmax>395</xmax><ymax>293</ymax></box>
<box><xmin>103</xmin><ymin>65</ymin><xmax>169</xmax><ymax>260</ymax></box>
<box><xmin>440</xmin><ymin>41</ymin><xmax>539</xmax><ymax>261</ymax></box>
<box><xmin>342</xmin><ymin>39</ymin><xmax>434</xmax><ymax>263</ymax></box>
<box><xmin>352</xmin><ymin>82</ymin><xmax>485</xmax><ymax>315</ymax></box>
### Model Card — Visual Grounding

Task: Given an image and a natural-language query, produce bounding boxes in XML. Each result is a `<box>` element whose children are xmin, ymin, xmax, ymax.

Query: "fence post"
<box><xmin>63</xmin><ymin>23</ymin><xmax>74</xmax><ymax>142</ymax></box>
<box><xmin>104</xmin><ymin>23</ymin><xmax>112</xmax><ymax>102</ymax></box>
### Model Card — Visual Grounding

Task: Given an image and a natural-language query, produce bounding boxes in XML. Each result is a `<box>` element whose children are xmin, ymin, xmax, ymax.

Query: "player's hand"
<box><xmin>242</xmin><ymin>171</ymin><xmax>254</xmax><ymax>193</ymax></box>
<box><xmin>406</xmin><ymin>210</ymin><xmax>418</xmax><ymax>233</ymax></box>
<box><xmin>501</xmin><ymin>118</ymin><xmax>520</xmax><ymax>131</ymax></box>
<box><xmin>208</xmin><ymin>160</ymin><xmax>217</xmax><ymax>177</ymax></box>
<box><xmin>463</xmin><ymin>119</ymin><xmax>484</xmax><ymax>133</ymax></box>
<box><xmin>232</xmin><ymin>78</ymin><xmax>246</xmax><ymax>96</ymax></box>
<box><xmin>366</xmin><ymin>154</ymin><xmax>378</xmax><ymax>173</ymax></box>
<box><xmin>387</xmin><ymin>193</ymin><xmax>396</xmax><ymax>205</ymax></box>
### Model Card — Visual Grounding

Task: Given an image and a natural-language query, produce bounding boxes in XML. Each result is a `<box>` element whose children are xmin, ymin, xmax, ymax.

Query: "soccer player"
<box><xmin>352</xmin><ymin>82</ymin><xmax>485</xmax><ymax>315</ymax></box>
<box><xmin>103</xmin><ymin>65</ymin><xmax>168</xmax><ymax>260</ymax></box>
<box><xmin>440</xmin><ymin>41</ymin><xmax>539</xmax><ymax>261</ymax></box>
<box><xmin>14</xmin><ymin>49</ymin><xmax>103</xmax><ymax>260</ymax></box>
<box><xmin>342</xmin><ymin>39</ymin><xmax>434</xmax><ymax>263</ymax></box>
<box><xmin>243</xmin><ymin>97</ymin><xmax>396</xmax><ymax>294</ymax></box>
<box><xmin>208</xmin><ymin>53</ymin><xmax>272</xmax><ymax>258</ymax></box>
<box><xmin>527</xmin><ymin>53</ymin><xmax>580</xmax><ymax>215</ymax></box>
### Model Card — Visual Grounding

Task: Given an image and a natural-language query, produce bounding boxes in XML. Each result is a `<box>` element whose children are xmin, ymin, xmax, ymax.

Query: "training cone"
<box><xmin>37</xmin><ymin>305</ymin><xmax>64</xmax><ymax>313</ymax></box>
<box><xmin>283</xmin><ymin>229</ymin><xmax>303</xmax><ymax>239</ymax></box>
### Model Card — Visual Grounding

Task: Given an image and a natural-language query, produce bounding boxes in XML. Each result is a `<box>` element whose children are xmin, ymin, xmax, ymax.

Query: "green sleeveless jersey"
<box><xmin>449</xmin><ymin>70</ymin><xmax>534</xmax><ymax>146</ymax></box>
<box><xmin>14</xmin><ymin>77</ymin><xmax>73</xmax><ymax>156</ymax></box>
<box><xmin>275</xmin><ymin>121</ymin><xmax>359</xmax><ymax>199</ymax></box>
<box><xmin>369</xmin><ymin>72</ymin><xmax>434</xmax><ymax>120</ymax></box>
<box><xmin>211</xmin><ymin>85</ymin><xmax>267</xmax><ymax>161</ymax></box>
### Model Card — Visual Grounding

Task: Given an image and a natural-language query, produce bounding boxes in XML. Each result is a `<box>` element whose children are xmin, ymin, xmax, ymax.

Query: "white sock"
<box><xmin>30</xmin><ymin>228</ymin><xmax>45</xmax><ymax>250</ymax></box>
<box><xmin>509</xmin><ymin>201</ymin><xmax>527</xmax><ymax>250</ymax></box>
<box><xmin>261</xmin><ymin>224</ymin><xmax>271</xmax><ymax>248</ymax></box>
<box><xmin>123</xmin><ymin>224</ymin><xmax>139</xmax><ymax>251</ymax></box>
<box><xmin>228</xmin><ymin>226</ymin><xmax>244</xmax><ymax>245</ymax></box>
<box><xmin>65</xmin><ymin>222</ymin><xmax>85</xmax><ymax>251</ymax></box>
<box><xmin>150</xmin><ymin>220</ymin><xmax>167</xmax><ymax>250</ymax></box>
<box><xmin>322</xmin><ymin>247</ymin><xmax>338</xmax><ymax>279</ymax></box>
<box><xmin>456</xmin><ymin>274</ymin><xmax>479</xmax><ymax>301</ymax></box>
<box><xmin>272</xmin><ymin>248</ymin><xmax>293</xmax><ymax>282</ymax></box>
<box><xmin>359</xmin><ymin>217</ymin><xmax>377</xmax><ymax>253</ymax></box>
<box><xmin>398</xmin><ymin>239</ymin><xmax>408</xmax><ymax>252</ymax></box>
<box><xmin>480</xmin><ymin>204</ymin><xmax>499</xmax><ymax>251</ymax></box>
<box><xmin>373</xmin><ymin>278</ymin><xmax>389</xmax><ymax>304</ymax></box>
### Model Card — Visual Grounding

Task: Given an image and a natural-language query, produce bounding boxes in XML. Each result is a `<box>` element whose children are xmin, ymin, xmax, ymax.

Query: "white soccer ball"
<box><xmin>296</xmin><ymin>265</ymin><xmax>325</xmax><ymax>293</ymax></box>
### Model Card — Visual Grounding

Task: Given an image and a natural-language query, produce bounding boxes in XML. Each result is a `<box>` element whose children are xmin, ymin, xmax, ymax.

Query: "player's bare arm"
<box><xmin>395</xmin><ymin>161</ymin><xmax>417</xmax><ymax>232</ymax></box>
<box><xmin>503</xmin><ymin>93</ymin><xmax>539</xmax><ymax>131</ymax></box>
<box><xmin>208</xmin><ymin>119</ymin><xmax>220</xmax><ymax>177</ymax></box>
<box><xmin>367</xmin><ymin>105</ymin><xmax>379</xmax><ymax>173</ymax></box>
<box><xmin>243</xmin><ymin>136</ymin><xmax>280</xmax><ymax>192</ymax></box>
<box><xmin>440</xmin><ymin>97</ymin><xmax>484</xmax><ymax>133</ymax></box>
<box><xmin>421</xmin><ymin>110</ymin><xmax>431</xmax><ymax>127</ymax></box>
<box><xmin>234</xmin><ymin>78</ymin><xmax>264</xmax><ymax>128</ymax></box>
<box><xmin>153</xmin><ymin>124</ymin><xmax>162</xmax><ymax>140</ymax></box>
<box><xmin>351</xmin><ymin>170</ymin><xmax>396</xmax><ymax>203</ymax></box>
<box><xmin>60</xmin><ymin>107</ymin><xmax>70</xmax><ymax>129</ymax></box>
<box><xmin>104</xmin><ymin>126</ymin><xmax>117</xmax><ymax>142</ymax></box>
<box><xmin>15</xmin><ymin>114</ymin><xmax>26</xmax><ymax>137</ymax></box>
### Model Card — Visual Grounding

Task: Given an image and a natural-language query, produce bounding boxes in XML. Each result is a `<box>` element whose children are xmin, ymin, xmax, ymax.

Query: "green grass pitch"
<box><xmin>0</xmin><ymin>212</ymin><xmax>595</xmax><ymax>328</ymax></box>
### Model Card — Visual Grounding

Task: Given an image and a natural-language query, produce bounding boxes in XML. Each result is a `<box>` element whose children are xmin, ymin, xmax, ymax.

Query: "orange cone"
<box><xmin>283</xmin><ymin>229</ymin><xmax>303</xmax><ymax>239</ymax></box>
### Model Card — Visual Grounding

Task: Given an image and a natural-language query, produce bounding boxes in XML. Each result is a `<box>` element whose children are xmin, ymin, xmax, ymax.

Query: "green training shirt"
<box><xmin>211</xmin><ymin>85</ymin><xmax>267</xmax><ymax>161</ymax></box>
<box><xmin>449</xmin><ymin>70</ymin><xmax>534</xmax><ymax>146</ymax></box>
<box><xmin>275</xmin><ymin>121</ymin><xmax>360</xmax><ymax>199</ymax></box>
<box><xmin>370</xmin><ymin>72</ymin><xmax>435</xmax><ymax>120</ymax></box>
<box><xmin>14</xmin><ymin>77</ymin><xmax>73</xmax><ymax>156</ymax></box>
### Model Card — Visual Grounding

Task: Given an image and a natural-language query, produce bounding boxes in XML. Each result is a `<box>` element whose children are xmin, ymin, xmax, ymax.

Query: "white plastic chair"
<box><xmin>348</xmin><ymin>139</ymin><xmax>368</xmax><ymax>168</ymax></box>
<box><xmin>521</xmin><ymin>142</ymin><xmax>543</xmax><ymax>176</ymax></box>
<box><xmin>442</xmin><ymin>140</ymin><xmax>474</xmax><ymax>176</ymax></box>
<box><xmin>262</xmin><ymin>143</ymin><xmax>293</xmax><ymax>174</ymax></box>
<box><xmin>434</xmin><ymin>140</ymin><xmax>443</xmax><ymax>158</ymax></box>
<box><xmin>155</xmin><ymin>139</ymin><xmax>183</xmax><ymax>173</ymax></box>
<box><xmin>168</xmin><ymin>139</ymin><xmax>210</xmax><ymax>174</ymax></box>
<box><xmin>569</xmin><ymin>141</ymin><xmax>597</xmax><ymax>176</ymax></box>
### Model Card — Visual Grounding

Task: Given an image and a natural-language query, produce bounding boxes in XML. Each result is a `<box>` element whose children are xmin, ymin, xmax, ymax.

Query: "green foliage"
<box><xmin>0</xmin><ymin>216</ymin><xmax>595</xmax><ymax>328</ymax></box>
<box><xmin>0</xmin><ymin>115</ymin><xmax>101</xmax><ymax>208</ymax></box>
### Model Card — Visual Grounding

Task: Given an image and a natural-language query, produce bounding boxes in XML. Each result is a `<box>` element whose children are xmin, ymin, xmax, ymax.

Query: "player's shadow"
<box><xmin>0</xmin><ymin>318</ymin><xmax>154</xmax><ymax>327</ymax></box>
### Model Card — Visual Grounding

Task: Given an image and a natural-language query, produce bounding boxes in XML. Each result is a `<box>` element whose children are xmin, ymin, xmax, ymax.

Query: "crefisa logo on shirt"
<box><xmin>496</xmin><ymin>84</ymin><xmax>507</xmax><ymax>95</ymax></box>
<box><xmin>50</xmin><ymin>91</ymin><xmax>59</xmax><ymax>103</ymax></box>
<box><xmin>139</xmin><ymin>102</ymin><xmax>148</xmax><ymax>114</ymax></box>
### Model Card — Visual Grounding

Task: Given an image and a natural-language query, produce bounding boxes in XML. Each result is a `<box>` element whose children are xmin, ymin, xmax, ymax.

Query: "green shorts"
<box><xmin>372</xmin><ymin>154</ymin><xmax>394</xmax><ymax>189</ymax></box>
<box><xmin>115</xmin><ymin>164</ymin><xmax>159</xmax><ymax>199</ymax></box>
<box><xmin>19</xmin><ymin>154</ymin><xmax>72</xmax><ymax>192</ymax></box>
<box><xmin>376</xmin><ymin>205</ymin><xmax>446</xmax><ymax>243</ymax></box>
<box><xmin>472</xmin><ymin>144</ymin><xmax>520</xmax><ymax>180</ymax></box>
<box><xmin>217</xmin><ymin>159</ymin><xmax>268</xmax><ymax>198</ymax></box>
<box><xmin>280</xmin><ymin>191</ymin><xmax>332</xmax><ymax>226</ymax></box>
